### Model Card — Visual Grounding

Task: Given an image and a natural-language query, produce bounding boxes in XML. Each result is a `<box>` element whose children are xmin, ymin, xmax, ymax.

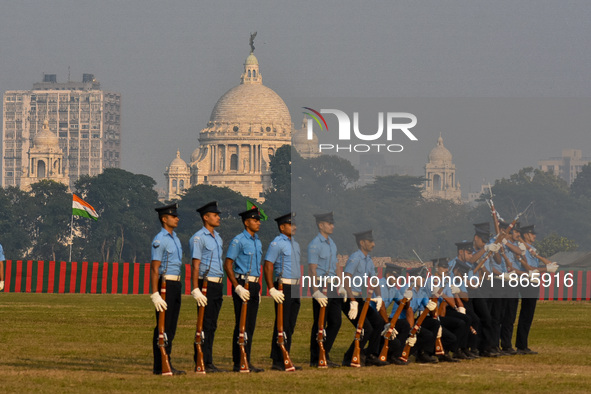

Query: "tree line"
<box><xmin>1</xmin><ymin>147</ymin><xmax>589</xmax><ymax>263</ymax></box>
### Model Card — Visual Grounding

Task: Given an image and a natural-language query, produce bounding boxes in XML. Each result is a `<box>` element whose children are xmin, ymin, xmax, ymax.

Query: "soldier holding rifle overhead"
<box><xmin>308</xmin><ymin>211</ymin><xmax>343</xmax><ymax>368</ymax></box>
<box><xmin>224</xmin><ymin>207</ymin><xmax>265</xmax><ymax>373</ymax></box>
<box><xmin>190</xmin><ymin>201</ymin><xmax>225</xmax><ymax>373</ymax></box>
<box><xmin>341</xmin><ymin>230</ymin><xmax>388</xmax><ymax>367</ymax></box>
<box><xmin>264</xmin><ymin>212</ymin><xmax>302</xmax><ymax>371</ymax></box>
<box><xmin>150</xmin><ymin>203</ymin><xmax>185</xmax><ymax>375</ymax></box>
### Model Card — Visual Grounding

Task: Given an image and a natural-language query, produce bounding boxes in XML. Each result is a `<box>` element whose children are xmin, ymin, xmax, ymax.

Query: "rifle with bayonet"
<box><xmin>276</xmin><ymin>276</ymin><xmax>296</xmax><ymax>371</ymax></box>
<box><xmin>351</xmin><ymin>289</ymin><xmax>373</xmax><ymax>367</ymax></box>
<box><xmin>316</xmin><ymin>283</ymin><xmax>328</xmax><ymax>369</ymax></box>
<box><xmin>473</xmin><ymin>202</ymin><xmax>533</xmax><ymax>274</ymax></box>
<box><xmin>378</xmin><ymin>295</ymin><xmax>410</xmax><ymax>363</ymax></box>
<box><xmin>194</xmin><ymin>257</ymin><xmax>212</xmax><ymax>374</ymax></box>
<box><xmin>237</xmin><ymin>256</ymin><xmax>253</xmax><ymax>373</ymax></box>
<box><xmin>157</xmin><ymin>253</ymin><xmax>173</xmax><ymax>376</ymax></box>
<box><xmin>400</xmin><ymin>288</ymin><xmax>442</xmax><ymax>363</ymax></box>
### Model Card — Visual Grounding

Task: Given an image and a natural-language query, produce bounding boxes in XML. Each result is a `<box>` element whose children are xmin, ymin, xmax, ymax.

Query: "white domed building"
<box><xmin>19</xmin><ymin>120</ymin><xmax>69</xmax><ymax>191</ymax></box>
<box><xmin>166</xmin><ymin>43</ymin><xmax>295</xmax><ymax>201</ymax></box>
<box><xmin>291</xmin><ymin>118</ymin><xmax>320</xmax><ymax>159</ymax></box>
<box><xmin>164</xmin><ymin>150</ymin><xmax>191</xmax><ymax>200</ymax></box>
<box><xmin>422</xmin><ymin>134</ymin><xmax>462</xmax><ymax>202</ymax></box>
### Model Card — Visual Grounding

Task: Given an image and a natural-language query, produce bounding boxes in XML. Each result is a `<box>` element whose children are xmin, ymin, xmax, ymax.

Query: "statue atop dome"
<box><xmin>249</xmin><ymin>31</ymin><xmax>257</xmax><ymax>53</ymax></box>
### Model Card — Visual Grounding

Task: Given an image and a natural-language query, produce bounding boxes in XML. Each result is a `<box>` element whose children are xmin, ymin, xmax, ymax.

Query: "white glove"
<box><xmin>337</xmin><ymin>286</ymin><xmax>348</xmax><ymax>302</ymax></box>
<box><xmin>484</xmin><ymin>243</ymin><xmax>501</xmax><ymax>253</ymax></box>
<box><xmin>403</xmin><ymin>289</ymin><xmax>413</xmax><ymax>300</ymax></box>
<box><xmin>547</xmin><ymin>262</ymin><xmax>559</xmax><ymax>273</ymax></box>
<box><xmin>451</xmin><ymin>285</ymin><xmax>460</xmax><ymax>295</ymax></box>
<box><xmin>432</xmin><ymin>286</ymin><xmax>441</xmax><ymax>296</ymax></box>
<box><xmin>518</xmin><ymin>242</ymin><xmax>527</xmax><ymax>254</ymax></box>
<box><xmin>458</xmin><ymin>306</ymin><xmax>466</xmax><ymax>314</ymax></box>
<box><xmin>235</xmin><ymin>284</ymin><xmax>250</xmax><ymax>302</ymax></box>
<box><xmin>503</xmin><ymin>272</ymin><xmax>513</xmax><ymax>281</ymax></box>
<box><xmin>150</xmin><ymin>292</ymin><xmax>167</xmax><ymax>312</ymax></box>
<box><xmin>191</xmin><ymin>287</ymin><xmax>208</xmax><ymax>307</ymax></box>
<box><xmin>381</xmin><ymin>323</ymin><xmax>399</xmax><ymax>338</ymax></box>
<box><xmin>312</xmin><ymin>290</ymin><xmax>328</xmax><ymax>307</ymax></box>
<box><xmin>426</xmin><ymin>300</ymin><xmax>437</xmax><ymax>312</ymax></box>
<box><xmin>348</xmin><ymin>300</ymin><xmax>358</xmax><ymax>320</ymax></box>
<box><xmin>437</xmin><ymin>326</ymin><xmax>442</xmax><ymax>338</ymax></box>
<box><xmin>269</xmin><ymin>287</ymin><xmax>285</xmax><ymax>304</ymax></box>
<box><xmin>502</xmin><ymin>238</ymin><xmax>508</xmax><ymax>245</ymax></box>
<box><xmin>0</xmin><ymin>280</ymin><xmax>4</xmax><ymax>291</ymax></box>
<box><xmin>406</xmin><ymin>336</ymin><xmax>417</xmax><ymax>347</ymax></box>
<box><xmin>371</xmin><ymin>296</ymin><xmax>383</xmax><ymax>311</ymax></box>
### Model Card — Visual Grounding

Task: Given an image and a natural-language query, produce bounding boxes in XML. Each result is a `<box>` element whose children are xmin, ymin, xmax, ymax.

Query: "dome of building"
<box><xmin>209</xmin><ymin>83</ymin><xmax>292</xmax><ymax>127</ymax></box>
<box><xmin>428</xmin><ymin>134</ymin><xmax>452</xmax><ymax>164</ymax></box>
<box><xmin>168</xmin><ymin>150</ymin><xmax>188</xmax><ymax>171</ymax></box>
<box><xmin>245</xmin><ymin>52</ymin><xmax>258</xmax><ymax>65</ymax></box>
<box><xmin>34</xmin><ymin>120</ymin><xmax>59</xmax><ymax>148</ymax></box>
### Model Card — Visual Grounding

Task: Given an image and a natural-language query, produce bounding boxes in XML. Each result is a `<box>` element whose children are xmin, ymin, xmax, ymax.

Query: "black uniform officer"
<box><xmin>150</xmin><ymin>203</ymin><xmax>185</xmax><ymax>375</ymax></box>
<box><xmin>224</xmin><ymin>207</ymin><xmax>265</xmax><ymax>372</ymax></box>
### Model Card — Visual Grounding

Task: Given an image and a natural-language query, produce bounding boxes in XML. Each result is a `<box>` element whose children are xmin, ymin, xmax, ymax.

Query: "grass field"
<box><xmin>1</xmin><ymin>294</ymin><xmax>590</xmax><ymax>393</ymax></box>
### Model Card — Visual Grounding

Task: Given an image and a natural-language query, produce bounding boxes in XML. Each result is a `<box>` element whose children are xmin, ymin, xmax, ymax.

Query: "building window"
<box><xmin>433</xmin><ymin>174</ymin><xmax>442</xmax><ymax>191</ymax></box>
<box><xmin>179</xmin><ymin>180</ymin><xmax>184</xmax><ymax>190</ymax></box>
<box><xmin>37</xmin><ymin>160</ymin><xmax>46</xmax><ymax>178</ymax></box>
<box><xmin>230</xmin><ymin>154</ymin><xmax>238</xmax><ymax>171</ymax></box>
<box><xmin>172</xmin><ymin>179</ymin><xmax>177</xmax><ymax>192</ymax></box>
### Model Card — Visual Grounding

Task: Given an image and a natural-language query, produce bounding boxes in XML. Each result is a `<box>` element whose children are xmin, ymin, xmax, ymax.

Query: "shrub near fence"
<box><xmin>2</xmin><ymin>260</ymin><xmax>590</xmax><ymax>300</ymax></box>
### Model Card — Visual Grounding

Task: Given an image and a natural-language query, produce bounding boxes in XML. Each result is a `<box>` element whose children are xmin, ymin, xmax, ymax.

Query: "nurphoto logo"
<box><xmin>302</xmin><ymin>107</ymin><xmax>418</xmax><ymax>153</ymax></box>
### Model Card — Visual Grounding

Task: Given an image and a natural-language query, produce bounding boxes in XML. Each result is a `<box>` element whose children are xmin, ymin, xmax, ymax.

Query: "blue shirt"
<box><xmin>307</xmin><ymin>233</ymin><xmax>338</xmax><ymax>277</ymax></box>
<box><xmin>503</xmin><ymin>241</ymin><xmax>522</xmax><ymax>271</ymax></box>
<box><xmin>226</xmin><ymin>230</ymin><xmax>262</xmax><ymax>276</ymax></box>
<box><xmin>265</xmin><ymin>234</ymin><xmax>301</xmax><ymax>280</ymax></box>
<box><xmin>377</xmin><ymin>277</ymin><xmax>410</xmax><ymax>320</ymax></box>
<box><xmin>409</xmin><ymin>285</ymin><xmax>431</xmax><ymax>314</ymax></box>
<box><xmin>151</xmin><ymin>228</ymin><xmax>183</xmax><ymax>276</ymax></box>
<box><xmin>190</xmin><ymin>227</ymin><xmax>224</xmax><ymax>278</ymax></box>
<box><xmin>0</xmin><ymin>243</ymin><xmax>5</xmax><ymax>261</ymax></box>
<box><xmin>524</xmin><ymin>245</ymin><xmax>540</xmax><ymax>269</ymax></box>
<box><xmin>344</xmin><ymin>249</ymin><xmax>376</xmax><ymax>293</ymax></box>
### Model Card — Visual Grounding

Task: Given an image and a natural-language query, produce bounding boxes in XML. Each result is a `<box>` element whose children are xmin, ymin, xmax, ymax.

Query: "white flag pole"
<box><xmin>69</xmin><ymin>213</ymin><xmax>74</xmax><ymax>262</ymax></box>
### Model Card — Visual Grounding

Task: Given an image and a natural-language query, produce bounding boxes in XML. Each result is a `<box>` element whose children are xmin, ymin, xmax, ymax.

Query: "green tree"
<box><xmin>0</xmin><ymin>186</ymin><xmax>33</xmax><ymax>258</ymax></box>
<box><xmin>74</xmin><ymin>168</ymin><xmax>160</xmax><ymax>263</ymax></box>
<box><xmin>28</xmin><ymin>180</ymin><xmax>71</xmax><ymax>261</ymax></box>
<box><xmin>535</xmin><ymin>233</ymin><xmax>578</xmax><ymax>258</ymax></box>
<box><xmin>571</xmin><ymin>163</ymin><xmax>591</xmax><ymax>199</ymax></box>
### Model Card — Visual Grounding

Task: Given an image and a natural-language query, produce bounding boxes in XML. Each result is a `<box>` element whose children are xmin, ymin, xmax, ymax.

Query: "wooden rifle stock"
<box><xmin>276</xmin><ymin>281</ymin><xmax>295</xmax><ymax>371</ymax></box>
<box><xmin>193</xmin><ymin>278</ymin><xmax>207</xmax><ymax>374</ymax></box>
<box><xmin>378</xmin><ymin>298</ymin><xmax>409</xmax><ymax>362</ymax></box>
<box><xmin>351</xmin><ymin>290</ymin><xmax>373</xmax><ymax>368</ymax></box>
<box><xmin>316</xmin><ymin>285</ymin><xmax>328</xmax><ymax>369</ymax></box>
<box><xmin>158</xmin><ymin>277</ymin><xmax>173</xmax><ymax>376</ymax></box>
<box><xmin>433</xmin><ymin>300</ymin><xmax>444</xmax><ymax>355</ymax></box>
<box><xmin>238</xmin><ymin>281</ymin><xmax>250</xmax><ymax>373</ymax></box>
<box><xmin>400</xmin><ymin>294</ymin><xmax>439</xmax><ymax>362</ymax></box>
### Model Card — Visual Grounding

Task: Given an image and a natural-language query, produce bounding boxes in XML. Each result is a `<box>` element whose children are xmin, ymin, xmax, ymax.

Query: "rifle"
<box><xmin>378</xmin><ymin>296</ymin><xmax>409</xmax><ymax>362</ymax></box>
<box><xmin>194</xmin><ymin>256</ymin><xmax>212</xmax><ymax>374</ymax></box>
<box><xmin>351</xmin><ymin>289</ymin><xmax>373</xmax><ymax>368</ymax></box>
<box><xmin>316</xmin><ymin>282</ymin><xmax>328</xmax><ymax>369</ymax></box>
<box><xmin>473</xmin><ymin>202</ymin><xmax>533</xmax><ymax>274</ymax></box>
<box><xmin>487</xmin><ymin>185</ymin><xmax>517</xmax><ymax>272</ymax></box>
<box><xmin>276</xmin><ymin>277</ymin><xmax>296</xmax><ymax>371</ymax></box>
<box><xmin>237</xmin><ymin>256</ymin><xmax>254</xmax><ymax>373</ymax></box>
<box><xmin>400</xmin><ymin>289</ymin><xmax>442</xmax><ymax>363</ymax></box>
<box><xmin>157</xmin><ymin>274</ymin><xmax>173</xmax><ymax>376</ymax></box>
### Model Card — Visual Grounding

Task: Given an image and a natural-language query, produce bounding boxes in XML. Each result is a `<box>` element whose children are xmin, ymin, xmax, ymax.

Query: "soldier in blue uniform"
<box><xmin>224</xmin><ymin>207</ymin><xmax>264</xmax><ymax>373</ymax></box>
<box><xmin>0</xmin><ymin>242</ymin><xmax>5</xmax><ymax>292</ymax></box>
<box><xmin>190</xmin><ymin>201</ymin><xmax>225</xmax><ymax>373</ymax></box>
<box><xmin>150</xmin><ymin>203</ymin><xmax>185</xmax><ymax>375</ymax></box>
<box><xmin>341</xmin><ymin>230</ymin><xmax>388</xmax><ymax>367</ymax></box>
<box><xmin>308</xmin><ymin>211</ymin><xmax>343</xmax><ymax>368</ymax></box>
<box><xmin>264</xmin><ymin>212</ymin><xmax>302</xmax><ymax>371</ymax></box>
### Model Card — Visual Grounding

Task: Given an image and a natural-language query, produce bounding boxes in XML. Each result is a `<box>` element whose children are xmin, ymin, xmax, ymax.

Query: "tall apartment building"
<box><xmin>2</xmin><ymin>73</ymin><xmax>121</xmax><ymax>189</ymax></box>
<box><xmin>538</xmin><ymin>149</ymin><xmax>591</xmax><ymax>185</ymax></box>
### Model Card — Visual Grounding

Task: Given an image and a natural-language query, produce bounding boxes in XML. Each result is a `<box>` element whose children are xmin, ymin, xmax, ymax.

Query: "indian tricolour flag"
<box><xmin>72</xmin><ymin>194</ymin><xmax>99</xmax><ymax>221</ymax></box>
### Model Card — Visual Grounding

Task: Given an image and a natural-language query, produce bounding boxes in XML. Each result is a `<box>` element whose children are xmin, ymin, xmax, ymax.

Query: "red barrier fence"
<box><xmin>2</xmin><ymin>260</ymin><xmax>590</xmax><ymax>300</ymax></box>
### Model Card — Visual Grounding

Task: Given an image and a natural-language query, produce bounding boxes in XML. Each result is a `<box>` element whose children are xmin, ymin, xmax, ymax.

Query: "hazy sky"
<box><xmin>1</xmin><ymin>1</ymin><xmax>590</xmax><ymax>192</ymax></box>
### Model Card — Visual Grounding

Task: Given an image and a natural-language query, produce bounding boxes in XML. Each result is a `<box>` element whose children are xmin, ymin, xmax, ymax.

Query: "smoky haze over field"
<box><xmin>1</xmin><ymin>0</ymin><xmax>590</xmax><ymax>192</ymax></box>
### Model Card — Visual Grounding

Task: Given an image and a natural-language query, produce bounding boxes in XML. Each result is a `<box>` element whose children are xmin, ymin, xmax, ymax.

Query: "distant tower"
<box><xmin>292</xmin><ymin>118</ymin><xmax>320</xmax><ymax>159</ymax></box>
<box><xmin>423</xmin><ymin>134</ymin><xmax>462</xmax><ymax>202</ymax></box>
<box><xmin>165</xmin><ymin>150</ymin><xmax>191</xmax><ymax>200</ymax></box>
<box><xmin>19</xmin><ymin>120</ymin><xmax>69</xmax><ymax>191</ymax></box>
